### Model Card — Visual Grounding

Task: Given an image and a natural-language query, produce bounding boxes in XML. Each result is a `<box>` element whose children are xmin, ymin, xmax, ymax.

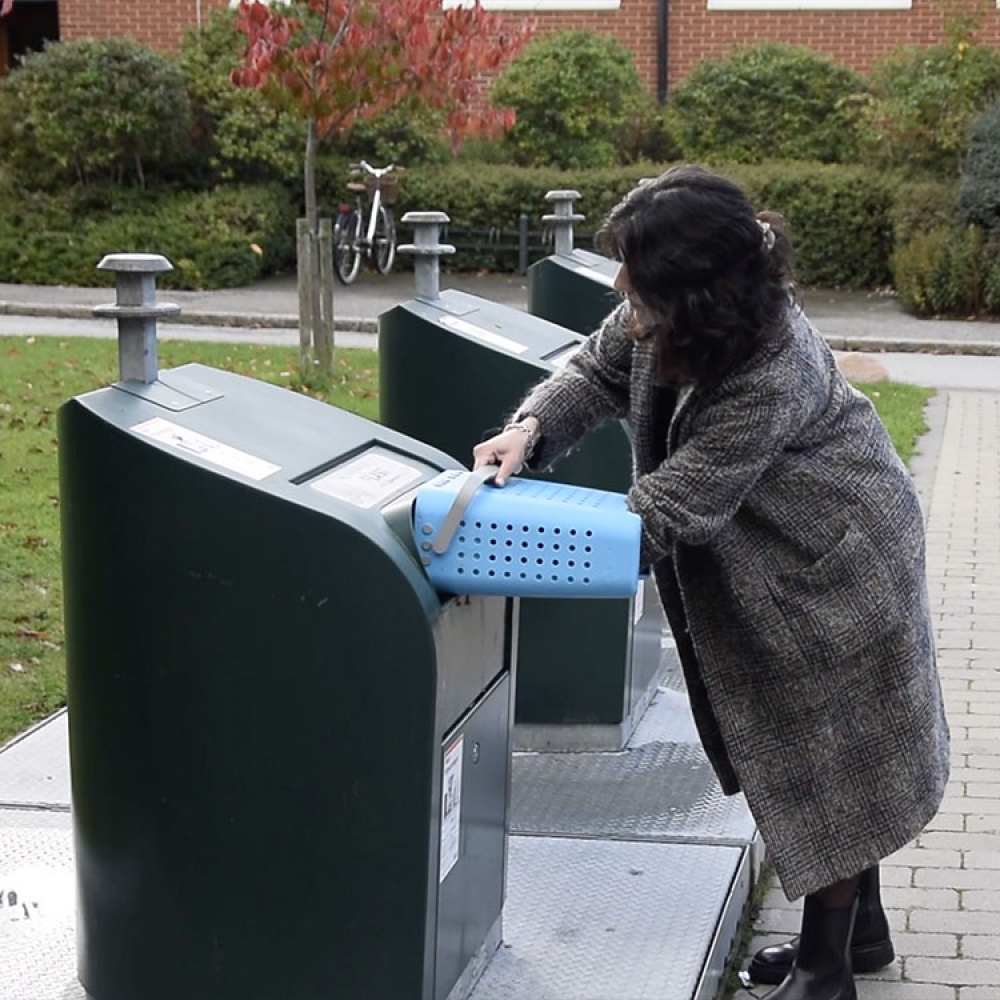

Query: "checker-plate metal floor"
<box><xmin>511</xmin><ymin>687</ymin><xmax>757</xmax><ymax>845</ymax></box>
<box><xmin>469</xmin><ymin>837</ymin><xmax>745</xmax><ymax>1000</ymax></box>
<box><xmin>0</xmin><ymin>711</ymin><xmax>71</xmax><ymax>810</ymax></box>
<box><xmin>1</xmin><ymin>691</ymin><xmax>756</xmax><ymax>1000</ymax></box>
<box><xmin>0</xmin><ymin>809</ymin><xmax>83</xmax><ymax>1000</ymax></box>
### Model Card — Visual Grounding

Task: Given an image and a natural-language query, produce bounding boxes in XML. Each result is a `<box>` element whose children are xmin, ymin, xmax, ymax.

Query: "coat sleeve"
<box><xmin>627</xmin><ymin>360</ymin><xmax>813</xmax><ymax>562</ymax></box>
<box><xmin>512</xmin><ymin>300</ymin><xmax>634</xmax><ymax>470</ymax></box>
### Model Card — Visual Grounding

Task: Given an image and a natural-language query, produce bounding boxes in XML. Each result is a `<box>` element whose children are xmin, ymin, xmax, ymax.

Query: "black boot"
<box><xmin>748</xmin><ymin>866</ymin><xmax>894</xmax><ymax>985</ymax></box>
<box><xmin>762</xmin><ymin>892</ymin><xmax>859</xmax><ymax>1000</ymax></box>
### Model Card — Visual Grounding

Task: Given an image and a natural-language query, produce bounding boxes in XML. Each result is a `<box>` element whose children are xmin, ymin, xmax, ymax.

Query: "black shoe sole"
<box><xmin>746</xmin><ymin>939</ymin><xmax>896</xmax><ymax>985</ymax></box>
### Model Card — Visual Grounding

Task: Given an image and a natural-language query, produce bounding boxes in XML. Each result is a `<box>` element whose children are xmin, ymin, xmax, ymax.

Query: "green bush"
<box><xmin>0</xmin><ymin>38</ymin><xmax>192</xmax><ymax>188</ymax></box>
<box><xmin>664</xmin><ymin>44</ymin><xmax>868</xmax><ymax>164</ymax></box>
<box><xmin>178</xmin><ymin>9</ymin><xmax>304</xmax><ymax>184</ymax></box>
<box><xmin>490</xmin><ymin>31</ymin><xmax>657</xmax><ymax>169</ymax></box>
<box><xmin>858</xmin><ymin>18</ymin><xmax>1000</xmax><ymax>177</ymax></box>
<box><xmin>890</xmin><ymin>180</ymin><xmax>960</xmax><ymax>246</ymax></box>
<box><xmin>959</xmin><ymin>98</ymin><xmax>1000</xmax><ymax>232</ymax></box>
<box><xmin>892</xmin><ymin>225</ymin><xmax>985</xmax><ymax>315</ymax></box>
<box><xmin>0</xmin><ymin>184</ymin><xmax>296</xmax><ymax>289</ymax></box>
<box><xmin>373</xmin><ymin>160</ymin><xmax>893</xmax><ymax>287</ymax></box>
<box><xmin>339</xmin><ymin>99</ymin><xmax>450</xmax><ymax>168</ymax></box>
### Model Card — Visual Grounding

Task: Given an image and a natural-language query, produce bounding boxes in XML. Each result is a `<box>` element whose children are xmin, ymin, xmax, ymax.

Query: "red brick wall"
<box><xmin>58</xmin><ymin>0</ymin><xmax>1000</xmax><ymax>89</ymax></box>
<box><xmin>60</xmin><ymin>0</ymin><xmax>231</xmax><ymax>52</ymax></box>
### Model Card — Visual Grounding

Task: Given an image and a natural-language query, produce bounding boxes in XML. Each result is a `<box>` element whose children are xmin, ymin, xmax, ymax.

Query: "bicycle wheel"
<box><xmin>333</xmin><ymin>209</ymin><xmax>363</xmax><ymax>285</ymax></box>
<box><xmin>373</xmin><ymin>205</ymin><xmax>396</xmax><ymax>275</ymax></box>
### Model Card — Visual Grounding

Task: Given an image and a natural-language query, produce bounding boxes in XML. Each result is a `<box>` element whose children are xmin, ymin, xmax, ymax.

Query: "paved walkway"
<box><xmin>4</xmin><ymin>274</ymin><xmax>1000</xmax><ymax>354</ymax></box>
<box><xmin>747</xmin><ymin>390</ymin><xmax>1000</xmax><ymax>999</ymax></box>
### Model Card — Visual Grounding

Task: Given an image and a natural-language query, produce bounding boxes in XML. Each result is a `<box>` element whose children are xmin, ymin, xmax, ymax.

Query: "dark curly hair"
<box><xmin>597</xmin><ymin>165</ymin><xmax>795</xmax><ymax>388</ymax></box>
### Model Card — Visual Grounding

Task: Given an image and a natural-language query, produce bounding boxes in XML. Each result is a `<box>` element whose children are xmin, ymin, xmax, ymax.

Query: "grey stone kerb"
<box><xmin>399</xmin><ymin>212</ymin><xmax>457</xmax><ymax>302</ymax></box>
<box><xmin>92</xmin><ymin>253</ymin><xmax>180</xmax><ymax>384</ymax></box>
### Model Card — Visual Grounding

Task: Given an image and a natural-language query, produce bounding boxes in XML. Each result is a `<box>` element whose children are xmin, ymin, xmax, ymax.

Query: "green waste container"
<box><xmin>60</xmin><ymin>353</ymin><xmax>516</xmax><ymax>1000</ymax></box>
<box><xmin>380</xmin><ymin>219</ymin><xmax>667</xmax><ymax>751</ymax></box>
<box><xmin>527</xmin><ymin>247</ymin><xmax>620</xmax><ymax>336</ymax></box>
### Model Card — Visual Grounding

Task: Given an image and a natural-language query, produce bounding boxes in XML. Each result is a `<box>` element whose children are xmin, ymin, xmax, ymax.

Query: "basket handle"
<box><xmin>431</xmin><ymin>465</ymin><xmax>500</xmax><ymax>555</ymax></box>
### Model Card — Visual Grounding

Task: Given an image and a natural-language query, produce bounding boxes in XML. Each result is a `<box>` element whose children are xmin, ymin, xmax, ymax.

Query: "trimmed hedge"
<box><xmin>368</xmin><ymin>160</ymin><xmax>895</xmax><ymax>289</ymax></box>
<box><xmin>0</xmin><ymin>184</ymin><xmax>296</xmax><ymax>289</ymax></box>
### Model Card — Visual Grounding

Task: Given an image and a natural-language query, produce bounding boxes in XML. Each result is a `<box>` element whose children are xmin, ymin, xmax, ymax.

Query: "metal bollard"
<box><xmin>542</xmin><ymin>190</ymin><xmax>585</xmax><ymax>257</ymax></box>
<box><xmin>92</xmin><ymin>253</ymin><xmax>180</xmax><ymax>384</ymax></box>
<box><xmin>398</xmin><ymin>212</ymin><xmax>456</xmax><ymax>302</ymax></box>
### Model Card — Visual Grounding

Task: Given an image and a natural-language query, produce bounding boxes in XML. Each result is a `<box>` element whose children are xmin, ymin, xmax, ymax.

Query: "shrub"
<box><xmin>959</xmin><ymin>98</ymin><xmax>1000</xmax><ymax>232</ymax></box>
<box><xmin>338</xmin><ymin>98</ymin><xmax>450</xmax><ymax>168</ymax></box>
<box><xmin>490</xmin><ymin>31</ymin><xmax>655</xmax><ymax>169</ymax></box>
<box><xmin>664</xmin><ymin>44</ymin><xmax>868</xmax><ymax>164</ymax></box>
<box><xmin>369</xmin><ymin>160</ymin><xmax>893</xmax><ymax>287</ymax></box>
<box><xmin>0</xmin><ymin>38</ymin><xmax>192</xmax><ymax>188</ymax></box>
<box><xmin>892</xmin><ymin>225</ymin><xmax>985</xmax><ymax>315</ymax></box>
<box><xmin>177</xmin><ymin>9</ymin><xmax>304</xmax><ymax>184</ymax></box>
<box><xmin>890</xmin><ymin>180</ymin><xmax>961</xmax><ymax>246</ymax></box>
<box><xmin>858</xmin><ymin>16</ymin><xmax>1000</xmax><ymax>177</ymax></box>
<box><xmin>0</xmin><ymin>184</ymin><xmax>296</xmax><ymax>289</ymax></box>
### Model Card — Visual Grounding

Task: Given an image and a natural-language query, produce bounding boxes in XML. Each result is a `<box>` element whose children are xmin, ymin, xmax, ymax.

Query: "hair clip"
<box><xmin>757</xmin><ymin>219</ymin><xmax>776</xmax><ymax>252</ymax></box>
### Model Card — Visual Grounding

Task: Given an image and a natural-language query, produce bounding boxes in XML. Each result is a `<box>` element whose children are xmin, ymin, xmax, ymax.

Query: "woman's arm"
<box><xmin>512</xmin><ymin>300</ymin><xmax>635</xmax><ymax>470</ymax></box>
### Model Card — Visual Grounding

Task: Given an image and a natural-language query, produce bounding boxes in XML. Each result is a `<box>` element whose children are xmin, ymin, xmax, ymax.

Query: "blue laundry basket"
<box><xmin>413</xmin><ymin>466</ymin><xmax>641</xmax><ymax>598</ymax></box>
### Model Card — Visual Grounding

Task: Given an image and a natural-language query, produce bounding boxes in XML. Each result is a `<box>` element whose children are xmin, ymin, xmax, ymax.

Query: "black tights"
<box><xmin>812</xmin><ymin>873</ymin><xmax>862</xmax><ymax>909</ymax></box>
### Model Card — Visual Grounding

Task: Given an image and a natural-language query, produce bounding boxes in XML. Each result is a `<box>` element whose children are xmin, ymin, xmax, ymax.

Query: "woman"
<box><xmin>474</xmin><ymin>166</ymin><xmax>949</xmax><ymax>1000</ymax></box>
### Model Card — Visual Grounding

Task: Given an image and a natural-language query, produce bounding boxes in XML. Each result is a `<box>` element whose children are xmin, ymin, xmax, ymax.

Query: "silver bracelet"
<box><xmin>503</xmin><ymin>420</ymin><xmax>539</xmax><ymax>458</ymax></box>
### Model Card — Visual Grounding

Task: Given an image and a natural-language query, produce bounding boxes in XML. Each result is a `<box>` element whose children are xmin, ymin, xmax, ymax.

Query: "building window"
<box><xmin>444</xmin><ymin>0</ymin><xmax>621</xmax><ymax>10</ymax></box>
<box><xmin>707</xmin><ymin>0</ymin><xmax>909</xmax><ymax>8</ymax></box>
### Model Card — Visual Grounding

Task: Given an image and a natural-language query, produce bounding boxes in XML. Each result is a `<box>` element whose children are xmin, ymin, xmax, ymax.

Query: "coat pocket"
<box><xmin>767</xmin><ymin>524</ymin><xmax>903</xmax><ymax>663</ymax></box>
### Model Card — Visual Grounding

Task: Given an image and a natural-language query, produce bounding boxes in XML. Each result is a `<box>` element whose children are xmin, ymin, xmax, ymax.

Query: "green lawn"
<box><xmin>0</xmin><ymin>334</ymin><xmax>931</xmax><ymax>747</ymax></box>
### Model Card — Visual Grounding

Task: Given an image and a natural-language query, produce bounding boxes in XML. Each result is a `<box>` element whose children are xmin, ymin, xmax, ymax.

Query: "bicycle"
<box><xmin>333</xmin><ymin>160</ymin><xmax>401</xmax><ymax>285</ymax></box>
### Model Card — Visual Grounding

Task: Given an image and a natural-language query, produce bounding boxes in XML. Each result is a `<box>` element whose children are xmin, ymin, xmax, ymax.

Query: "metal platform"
<box><xmin>469</xmin><ymin>837</ymin><xmax>751</xmax><ymax>1000</ymax></box>
<box><xmin>1</xmin><ymin>679</ymin><xmax>758</xmax><ymax>1000</ymax></box>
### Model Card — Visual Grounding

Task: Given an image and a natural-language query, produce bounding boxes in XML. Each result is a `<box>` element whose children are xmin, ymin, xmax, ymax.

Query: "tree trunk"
<box><xmin>299</xmin><ymin>119</ymin><xmax>334</xmax><ymax>377</ymax></box>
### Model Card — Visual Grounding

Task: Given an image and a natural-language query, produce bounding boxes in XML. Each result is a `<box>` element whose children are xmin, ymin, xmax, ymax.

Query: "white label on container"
<box><xmin>440</xmin><ymin>315</ymin><xmax>528</xmax><ymax>355</ymax></box>
<box><xmin>131</xmin><ymin>417</ymin><xmax>280</xmax><ymax>481</ymax></box>
<box><xmin>439</xmin><ymin>736</ymin><xmax>464</xmax><ymax>883</ymax></box>
<box><xmin>633</xmin><ymin>578</ymin><xmax>645</xmax><ymax>626</ymax></box>
<box><xmin>310</xmin><ymin>452</ymin><xmax>423</xmax><ymax>508</ymax></box>
<box><xmin>548</xmin><ymin>344</ymin><xmax>581</xmax><ymax>369</ymax></box>
<box><xmin>570</xmin><ymin>264</ymin><xmax>617</xmax><ymax>288</ymax></box>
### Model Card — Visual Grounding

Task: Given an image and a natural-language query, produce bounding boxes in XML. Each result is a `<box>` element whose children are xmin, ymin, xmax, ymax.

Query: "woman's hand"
<box><xmin>472</xmin><ymin>417</ymin><xmax>539</xmax><ymax>486</ymax></box>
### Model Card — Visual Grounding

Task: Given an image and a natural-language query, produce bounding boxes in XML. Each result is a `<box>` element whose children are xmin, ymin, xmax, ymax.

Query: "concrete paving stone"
<box><xmin>965</xmin><ymin>815</ymin><xmax>1000</xmax><ymax>834</ymax></box>
<box><xmin>961</xmin><ymin>936</ymin><xmax>1000</xmax><ymax>960</ymax></box>
<box><xmin>922</xmin><ymin>814</ymin><xmax>966</xmax><ymax>833</ymax></box>
<box><xmin>855</xmin><ymin>982</ymin><xmax>955</xmax><ymax>1000</ymax></box>
<box><xmin>904</xmin><ymin>957</ymin><xmax>1000</xmax><ymax>985</ymax></box>
<box><xmin>959</xmin><ymin>988</ymin><xmax>1000</xmax><ymax>999</ymax></box>
<box><xmin>966</xmin><ymin>756</ymin><xmax>1000</xmax><ymax>769</ymax></box>
<box><xmin>882</xmin><ymin>887</ymin><xmax>960</xmax><ymax>910</ymax></box>
<box><xmin>891</xmin><ymin>933</ymin><xmax>960</xmax><ymax>959</ymax></box>
<box><xmin>968</xmin><ymin>681</ymin><xmax>1000</xmax><ymax>692</ymax></box>
<box><xmin>962</xmin><ymin>850</ymin><xmax>1000</xmax><ymax>867</ymax></box>
<box><xmin>969</xmin><ymin>635</ymin><xmax>1000</xmax><ymax>650</ymax></box>
<box><xmin>936</xmin><ymin>796</ymin><xmax>1000</xmax><ymax>816</ymax></box>
<box><xmin>947</xmin><ymin>740</ymin><xmax>1000</xmax><ymax>756</ymax></box>
<box><xmin>754</xmin><ymin>907</ymin><xmax>802</xmax><ymax>935</ymax></box>
<box><xmin>909</xmin><ymin>910</ymin><xmax>1000</xmax><ymax>934</ymax></box>
<box><xmin>887</xmin><ymin>848</ymin><xmax>964</xmax><ymax>869</ymax></box>
<box><xmin>965</xmin><ymin>784</ymin><xmax>1000</xmax><ymax>798</ymax></box>
<box><xmin>959</xmin><ymin>889</ymin><xmax>1000</xmax><ymax>910</ymax></box>
<box><xmin>881</xmin><ymin>865</ymin><xmax>916</xmax><ymax>887</ymax></box>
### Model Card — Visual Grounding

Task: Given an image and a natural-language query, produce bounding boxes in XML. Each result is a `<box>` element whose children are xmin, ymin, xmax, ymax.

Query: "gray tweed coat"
<box><xmin>515</xmin><ymin>300</ymin><xmax>950</xmax><ymax>900</ymax></box>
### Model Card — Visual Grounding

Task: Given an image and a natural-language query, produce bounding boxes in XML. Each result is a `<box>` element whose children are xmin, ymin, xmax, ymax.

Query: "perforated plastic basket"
<box><xmin>413</xmin><ymin>467</ymin><xmax>641</xmax><ymax>598</ymax></box>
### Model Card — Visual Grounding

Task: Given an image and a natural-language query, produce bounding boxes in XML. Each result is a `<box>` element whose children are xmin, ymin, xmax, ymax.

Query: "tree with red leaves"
<box><xmin>231</xmin><ymin>0</ymin><xmax>531</xmax><ymax>374</ymax></box>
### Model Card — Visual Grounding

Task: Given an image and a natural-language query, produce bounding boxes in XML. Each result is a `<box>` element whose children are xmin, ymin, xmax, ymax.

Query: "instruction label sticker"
<box><xmin>440</xmin><ymin>315</ymin><xmax>528</xmax><ymax>355</ymax></box>
<box><xmin>310</xmin><ymin>452</ymin><xmax>423</xmax><ymax>508</ymax></box>
<box><xmin>439</xmin><ymin>736</ymin><xmax>464</xmax><ymax>883</ymax></box>
<box><xmin>131</xmin><ymin>417</ymin><xmax>280</xmax><ymax>481</ymax></box>
<box><xmin>570</xmin><ymin>264</ymin><xmax>617</xmax><ymax>288</ymax></box>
